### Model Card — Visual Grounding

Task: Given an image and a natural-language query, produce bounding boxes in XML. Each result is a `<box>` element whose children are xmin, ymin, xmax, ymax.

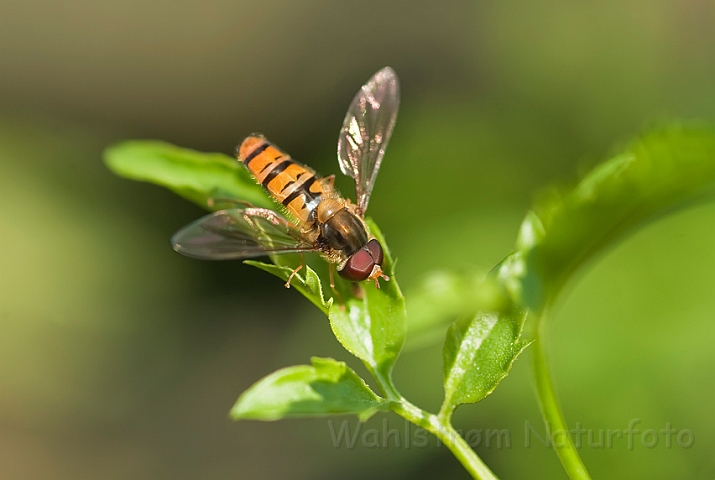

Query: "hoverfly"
<box><xmin>171</xmin><ymin>67</ymin><xmax>399</xmax><ymax>289</ymax></box>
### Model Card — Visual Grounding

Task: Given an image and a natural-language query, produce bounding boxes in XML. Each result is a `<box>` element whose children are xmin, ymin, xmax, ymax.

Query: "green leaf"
<box><xmin>328</xmin><ymin>220</ymin><xmax>407</xmax><ymax>378</ymax></box>
<box><xmin>244</xmin><ymin>261</ymin><xmax>331</xmax><ymax>314</ymax></box>
<box><xmin>516</xmin><ymin>125</ymin><xmax>715</xmax><ymax>311</ymax></box>
<box><xmin>438</xmin><ymin>253</ymin><xmax>533</xmax><ymax>414</ymax></box>
<box><xmin>103</xmin><ymin>140</ymin><xmax>275</xmax><ymax>210</ymax></box>
<box><xmin>231</xmin><ymin>357</ymin><xmax>388</xmax><ymax>421</ymax></box>
<box><xmin>440</xmin><ymin>303</ymin><xmax>530</xmax><ymax>415</ymax></box>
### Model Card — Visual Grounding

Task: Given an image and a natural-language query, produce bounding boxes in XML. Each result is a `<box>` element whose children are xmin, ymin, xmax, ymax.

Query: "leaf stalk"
<box><xmin>374</xmin><ymin>370</ymin><xmax>499</xmax><ymax>480</ymax></box>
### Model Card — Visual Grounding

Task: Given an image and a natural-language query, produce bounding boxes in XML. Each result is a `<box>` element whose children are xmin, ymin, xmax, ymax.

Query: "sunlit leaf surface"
<box><xmin>441</xmin><ymin>306</ymin><xmax>530</xmax><ymax>413</ymax></box>
<box><xmin>231</xmin><ymin>357</ymin><xmax>388</xmax><ymax>421</ymax></box>
<box><xmin>327</xmin><ymin>220</ymin><xmax>406</xmax><ymax>378</ymax></box>
<box><xmin>439</xmin><ymin>259</ymin><xmax>532</xmax><ymax>413</ymax></box>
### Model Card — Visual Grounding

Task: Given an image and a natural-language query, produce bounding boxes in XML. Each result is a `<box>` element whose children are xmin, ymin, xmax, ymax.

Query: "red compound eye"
<box><xmin>339</xmin><ymin>248</ymin><xmax>374</xmax><ymax>281</ymax></box>
<box><xmin>338</xmin><ymin>239</ymin><xmax>385</xmax><ymax>281</ymax></box>
<box><xmin>366</xmin><ymin>239</ymin><xmax>384</xmax><ymax>266</ymax></box>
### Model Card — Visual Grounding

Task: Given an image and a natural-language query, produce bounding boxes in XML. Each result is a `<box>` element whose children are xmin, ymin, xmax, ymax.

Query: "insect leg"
<box><xmin>284</xmin><ymin>261</ymin><xmax>304</xmax><ymax>288</ymax></box>
<box><xmin>328</xmin><ymin>263</ymin><xmax>345</xmax><ymax>305</ymax></box>
<box><xmin>368</xmin><ymin>265</ymin><xmax>389</xmax><ymax>289</ymax></box>
<box><xmin>284</xmin><ymin>252</ymin><xmax>307</xmax><ymax>288</ymax></box>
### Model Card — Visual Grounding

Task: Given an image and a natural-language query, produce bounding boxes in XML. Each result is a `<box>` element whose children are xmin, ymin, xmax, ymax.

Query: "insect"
<box><xmin>170</xmin><ymin>67</ymin><xmax>400</xmax><ymax>289</ymax></box>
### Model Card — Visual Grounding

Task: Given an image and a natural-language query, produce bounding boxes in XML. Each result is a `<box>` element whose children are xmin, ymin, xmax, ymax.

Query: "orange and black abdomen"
<box><xmin>238</xmin><ymin>136</ymin><xmax>325</xmax><ymax>223</ymax></box>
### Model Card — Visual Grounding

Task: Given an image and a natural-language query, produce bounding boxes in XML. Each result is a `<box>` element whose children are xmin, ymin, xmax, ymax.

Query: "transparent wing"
<box><xmin>337</xmin><ymin>66</ymin><xmax>400</xmax><ymax>216</ymax></box>
<box><xmin>171</xmin><ymin>207</ymin><xmax>315</xmax><ymax>260</ymax></box>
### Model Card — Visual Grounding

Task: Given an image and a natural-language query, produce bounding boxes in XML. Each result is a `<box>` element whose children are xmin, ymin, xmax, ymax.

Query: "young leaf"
<box><xmin>438</xmin><ymin>254</ymin><xmax>533</xmax><ymax>415</ymax></box>
<box><xmin>440</xmin><ymin>306</ymin><xmax>530</xmax><ymax>416</ymax></box>
<box><xmin>328</xmin><ymin>220</ymin><xmax>406</xmax><ymax>378</ymax></box>
<box><xmin>103</xmin><ymin>140</ymin><xmax>275</xmax><ymax>210</ymax></box>
<box><xmin>231</xmin><ymin>357</ymin><xmax>388</xmax><ymax>421</ymax></box>
<box><xmin>516</xmin><ymin>125</ymin><xmax>715</xmax><ymax>311</ymax></box>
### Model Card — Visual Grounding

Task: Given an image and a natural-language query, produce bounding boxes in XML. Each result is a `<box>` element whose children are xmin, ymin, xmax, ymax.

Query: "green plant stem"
<box><xmin>373</xmin><ymin>369</ymin><xmax>499</xmax><ymax>480</ymax></box>
<box><xmin>532</xmin><ymin>311</ymin><xmax>592</xmax><ymax>480</ymax></box>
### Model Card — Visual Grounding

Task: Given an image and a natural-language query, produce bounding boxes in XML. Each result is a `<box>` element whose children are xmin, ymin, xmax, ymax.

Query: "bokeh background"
<box><xmin>1</xmin><ymin>1</ymin><xmax>715</xmax><ymax>478</ymax></box>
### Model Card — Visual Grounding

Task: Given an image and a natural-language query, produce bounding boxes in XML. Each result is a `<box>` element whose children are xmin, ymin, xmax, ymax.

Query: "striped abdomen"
<box><xmin>238</xmin><ymin>136</ymin><xmax>326</xmax><ymax>223</ymax></box>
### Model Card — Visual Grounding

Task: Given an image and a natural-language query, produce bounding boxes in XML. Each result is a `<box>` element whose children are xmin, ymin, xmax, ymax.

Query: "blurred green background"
<box><xmin>1</xmin><ymin>1</ymin><xmax>714</xmax><ymax>478</ymax></box>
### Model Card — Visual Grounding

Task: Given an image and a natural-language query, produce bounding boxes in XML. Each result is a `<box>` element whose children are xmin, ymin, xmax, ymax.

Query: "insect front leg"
<box><xmin>328</xmin><ymin>263</ymin><xmax>345</xmax><ymax>306</ymax></box>
<box><xmin>284</xmin><ymin>253</ymin><xmax>305</xmax><ymax>288</ymax></box>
